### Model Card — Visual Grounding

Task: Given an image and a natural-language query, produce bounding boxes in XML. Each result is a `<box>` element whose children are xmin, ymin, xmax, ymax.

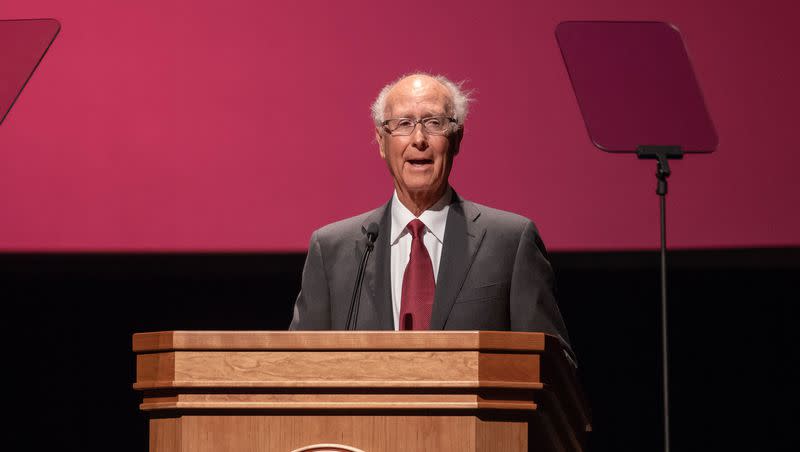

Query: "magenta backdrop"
<box><xmin>1</xmin><ymin>0</ymin><xmax>798</xmax><ymax>252</ymax></box>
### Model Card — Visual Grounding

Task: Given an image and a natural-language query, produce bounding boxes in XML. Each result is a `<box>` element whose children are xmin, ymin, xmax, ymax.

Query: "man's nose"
<box><xmin>410</xmin><ymin>123</ymin><xmax>429</xmax><ymax>150</ymax></box>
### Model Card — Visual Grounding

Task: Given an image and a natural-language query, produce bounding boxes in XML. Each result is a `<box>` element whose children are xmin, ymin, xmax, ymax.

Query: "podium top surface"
<box><xmin>133</xmin><ymin>331</ymin><xmax>552</xmax><ymax>353</ymax></box>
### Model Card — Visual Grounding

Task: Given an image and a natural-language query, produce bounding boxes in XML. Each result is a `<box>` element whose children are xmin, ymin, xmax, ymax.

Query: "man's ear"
<box><xmin>376</xmin><ymin>127</ymin><xmax>387</xmax><ymax>159</ymax></box>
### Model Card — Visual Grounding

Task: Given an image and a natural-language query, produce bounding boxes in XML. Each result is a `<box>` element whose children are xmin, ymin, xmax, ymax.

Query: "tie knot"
<box><xmin>406</xmin><ymin>219</ymin><xmax>426</xmax><ymax>239</ymax></box>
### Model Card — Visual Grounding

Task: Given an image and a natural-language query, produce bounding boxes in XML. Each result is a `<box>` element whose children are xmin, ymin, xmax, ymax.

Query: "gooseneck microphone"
<box><xmin>345</xmin><ymin>222</ymin><xmax>379</xmax><ymax>330</ymax></box>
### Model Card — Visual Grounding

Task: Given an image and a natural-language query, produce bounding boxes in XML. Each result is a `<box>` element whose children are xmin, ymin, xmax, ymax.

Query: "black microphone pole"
<box><xmin>346</xmin><ymin>222</ymin><xmax>379</xmax><ymax>330</ymax></box>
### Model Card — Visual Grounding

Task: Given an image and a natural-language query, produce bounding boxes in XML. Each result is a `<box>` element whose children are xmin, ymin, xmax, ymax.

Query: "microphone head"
<box><xmin>365</xmin><ymin>222</ymin><xmax>379</xmax><ymax>243</ymax></box>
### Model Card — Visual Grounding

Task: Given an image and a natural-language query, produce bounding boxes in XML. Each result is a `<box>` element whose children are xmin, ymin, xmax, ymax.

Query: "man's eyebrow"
<box><xmin>393</xmin><ymin>110</ymin><xmax>447</xmax><ymax>118</ymax></box>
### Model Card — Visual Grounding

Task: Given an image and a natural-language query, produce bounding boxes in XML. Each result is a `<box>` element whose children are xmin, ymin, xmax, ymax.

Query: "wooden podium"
<box><xmin>133</xmin><ymin>331</ymin><xmax>590</xmax><ymax>451</ymax></box>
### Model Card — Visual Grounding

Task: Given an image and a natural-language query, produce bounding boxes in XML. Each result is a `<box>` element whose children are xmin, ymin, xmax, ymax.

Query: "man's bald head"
<box><xmin>371</xmin><ymin>73</ymin><xmax>471</xmax><ymax>127</ymax></box>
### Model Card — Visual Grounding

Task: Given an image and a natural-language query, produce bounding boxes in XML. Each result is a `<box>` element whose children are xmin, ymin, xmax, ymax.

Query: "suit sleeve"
<box><xmin>509</xmin><ymin>221</ymin><xmax>574</xmax><ymax>355</ymax></box>
<box><xmin>289</xmin><ymin>231</ymin><xmax>332</xmax><ymax>330</ymax></box>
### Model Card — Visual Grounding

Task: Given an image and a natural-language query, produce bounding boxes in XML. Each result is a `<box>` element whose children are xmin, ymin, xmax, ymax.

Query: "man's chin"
<box><xmin>400</xmin><ymin>171</ymin><xmax>437</xmax><ymax>187</ymax></box>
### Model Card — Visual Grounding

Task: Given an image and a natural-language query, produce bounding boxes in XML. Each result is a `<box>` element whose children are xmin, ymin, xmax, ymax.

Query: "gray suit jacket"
<box><xmin>289</xmin><ymin>193</ymin><xmax>571</xmax><ymax>348</ymax></box>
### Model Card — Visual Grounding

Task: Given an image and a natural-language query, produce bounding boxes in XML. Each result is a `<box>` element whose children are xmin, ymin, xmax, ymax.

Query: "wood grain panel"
<box><xmin>140</xmin><ymin>393</ymin><xmax>538</xmax><ymax>411</ymax></box>
<box><xmin>476</xmin><ymin>417</ymin><xmax>528</xmax><ymax>452</ymax></box>
<box><xmin>178</xmin><ymin>415</ymin><xmax>477</xmax><ymax>452</ymax></box>
<box><xmin>479</xmin><ymin>352</ymin><xmax>541</xmax><ymax>385</ymax></box>
<box><xmin>137</xmin><ymin>352</ymin><xmax>175</xmax><ymax>383</ymax></box>
<box><xmin>136</xmin><ymin>350</ymin><xmax>547</xmax><ymax>390</ymax></box>
<box><xmin>136</xmin><ymin>350</ymin><xmax>490</xmax><ymax>389</ymax></box>
<box><xmin>133</xmin><ymin>331</ymin><xmax>548</xmax><ymax>353</ymax></box>
<box><xmin>174</xmin><ymin>351</ymin><xmax>477</xmax><ymax>383</ymax></box>
<box><xmin>149</xmin><ymin>416</ymin><xmax>180</xmax><ymax>452</ymax></box>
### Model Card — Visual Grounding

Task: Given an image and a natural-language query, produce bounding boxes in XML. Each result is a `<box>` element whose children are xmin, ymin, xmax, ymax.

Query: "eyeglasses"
<box><xmin>381</xmin><ymin>116</ymin><xmax>457</xmax><ymax>136</ymax></box>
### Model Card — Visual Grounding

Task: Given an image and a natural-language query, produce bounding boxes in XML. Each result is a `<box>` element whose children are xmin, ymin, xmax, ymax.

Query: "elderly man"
<box><xmin>289</xmin><ymin>73</ymin><xmax>570</xmax><ymax>347</ymax></box>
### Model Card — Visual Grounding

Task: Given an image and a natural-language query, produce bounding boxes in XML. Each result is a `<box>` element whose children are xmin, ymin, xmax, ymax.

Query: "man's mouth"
<box><xmin>407</xmin><ymin>159</ymin><xmax>433</xmax><ymax>166</ymax></box>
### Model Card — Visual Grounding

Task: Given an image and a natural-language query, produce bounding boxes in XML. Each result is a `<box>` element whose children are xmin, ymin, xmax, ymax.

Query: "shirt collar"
<box><xmin>390</xmin><ymin>186</ymin><xmax>452</xmax><ymax>245</ymax></box>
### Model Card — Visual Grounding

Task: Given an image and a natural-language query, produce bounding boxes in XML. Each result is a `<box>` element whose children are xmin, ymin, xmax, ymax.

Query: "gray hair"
<box><xmin>370</xmin><ymin>72</ymin><xmax>473</xmax><ymax>128</ymax></box>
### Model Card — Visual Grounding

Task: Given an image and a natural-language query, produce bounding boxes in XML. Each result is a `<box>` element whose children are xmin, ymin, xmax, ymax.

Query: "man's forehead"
<box><xmin>385</xmin><ymin>76</ymin><xmax>452</xmax><ymax>114</ymax></box>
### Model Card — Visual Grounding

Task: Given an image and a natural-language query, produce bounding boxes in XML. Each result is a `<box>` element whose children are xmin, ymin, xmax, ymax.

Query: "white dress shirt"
<box><xmin>389</xmin><ymin>187</ymin><xmax>452</xmax><ymax>330</ymax></box>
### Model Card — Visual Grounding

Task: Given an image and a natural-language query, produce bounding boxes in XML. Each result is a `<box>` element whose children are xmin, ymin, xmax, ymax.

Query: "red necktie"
<box><xmin>399</xmin><ymin>219</ymin><xmax>435</xmax><ymax>330</ymax></box>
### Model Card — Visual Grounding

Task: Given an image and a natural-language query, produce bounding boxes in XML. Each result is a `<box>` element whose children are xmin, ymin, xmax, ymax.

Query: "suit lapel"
<box><xmin>429</xmin><ymin>195</ymin><xmax>486</xmax><ymax>330</ymax></box>
<box><xmin>360</xmin><ymin>200</ymin><xmax>394</xmax><ymax>330</ymax></box>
